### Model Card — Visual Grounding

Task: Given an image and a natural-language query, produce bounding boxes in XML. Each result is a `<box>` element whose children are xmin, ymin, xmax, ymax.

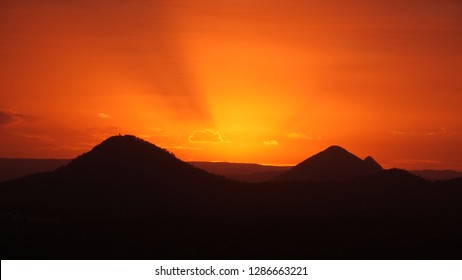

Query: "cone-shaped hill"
<box><xmin>0</xmin><ymin>135</ymin><xmax>234</xmax><ymax>220</ymax></box>
<box><xmin>57</xmin><ymin>135</ymin><xmax>215</xmax><ymax>183</ymax></box>
<box><xmin>275</xmin><ymin>145</ymin><xmax>383</xmax><ymax>182</ymax></box>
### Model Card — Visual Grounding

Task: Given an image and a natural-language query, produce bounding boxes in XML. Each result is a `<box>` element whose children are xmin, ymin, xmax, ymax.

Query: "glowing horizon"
<box><xmin>1</xmin><ymin>1</ymin><xmax>462</xmax><ymax>170</ymax></box>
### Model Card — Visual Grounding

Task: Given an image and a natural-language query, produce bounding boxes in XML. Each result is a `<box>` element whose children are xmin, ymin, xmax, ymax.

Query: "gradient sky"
<box><xmin>1</xmin><ymin>0</ymin><xmax>462</xmax><ymax>170</ymax></box>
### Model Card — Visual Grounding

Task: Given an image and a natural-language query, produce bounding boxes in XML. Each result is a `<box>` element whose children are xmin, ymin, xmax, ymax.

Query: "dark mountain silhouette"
<box><xmin>58</xmin><ymin>135</ymin><xmax>217</xmax><ymax>182</ymax></box>
<box><xmin>363</xmin><ymin>156</ymin><xmax>382</xmax><ymax>172</ymax></box>
<box><xmin>0</xmin><ymin>135</ymin><xmax>246</xmax><ymax>258</ymax></box>
<box><xmin>1</xmin><ymin>136</ymin><xmax>461</xmax><ymax>259</ymax></box>
<box><xmin>2</xmin><ymin>156</ymin><xmax>460</xmax><ymax>183</ymax></box>
<box><xmin>275</xmin><ymin>145</ymin><xmax>383</xmax><ymax>182</ymax></box>
<box><xmin>0</xmin><ymin>158</ymin><xmax>69</xmax><ymax>182</ymax></box>
<box><xmin>0</xmin><ymin>135</ymin><xmax>237</xmax><ymax>222</ymax></box>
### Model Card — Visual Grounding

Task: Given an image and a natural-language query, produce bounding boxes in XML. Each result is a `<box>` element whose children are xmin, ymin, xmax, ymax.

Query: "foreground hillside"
<box><xmin>1</xmin><ymin>135</ymin><xmax>461</xmax><ymax>259</ymax></box>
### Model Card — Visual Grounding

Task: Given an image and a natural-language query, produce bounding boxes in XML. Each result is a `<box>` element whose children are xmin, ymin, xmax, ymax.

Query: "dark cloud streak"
<box><xmin>0</xmin><ymin>111</ymin><xmax>17</xmax><ymax>125</ymax></box>
<box><xmin>0</xmin><ymin>111</ymin><xmax>35</xmax><ymax>125</ymax></box>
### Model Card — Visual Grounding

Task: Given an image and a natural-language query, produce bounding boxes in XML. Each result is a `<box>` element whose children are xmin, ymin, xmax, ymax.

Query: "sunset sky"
<box><xmin>1</xmin><ymin>0</ymin><xmax>462</xmax><ymax>170</ymax></box>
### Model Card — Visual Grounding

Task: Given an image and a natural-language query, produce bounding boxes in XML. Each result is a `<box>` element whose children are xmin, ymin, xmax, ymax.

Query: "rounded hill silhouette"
<box><xmin>59</xmin><ymin>135</ymin><xmax>210</xmax><ymax>182</ymax></box>
<box><xmin>275</xmin><ymin>145</ymin><xmax>383</xmax><ymax>182</ymax></box>
<box><xmin>0</xmin><ymin>135</ymin><xmax>234</xmax><ymax>221</ymax></box>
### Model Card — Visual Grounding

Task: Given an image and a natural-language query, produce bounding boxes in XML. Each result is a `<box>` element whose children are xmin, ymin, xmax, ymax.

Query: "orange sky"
<box><xmin>1</xmin><ymin>0</ymin><xmax>462</xmax><ymax>170</ymax></box>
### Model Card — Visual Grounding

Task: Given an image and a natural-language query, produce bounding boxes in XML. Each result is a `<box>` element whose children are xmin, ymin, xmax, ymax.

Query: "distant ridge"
<box><xmin>275</xmin><ymin>145</ymin><xmax>383</xmax><ymax>182</ymax></box>
<box><xmin>2</xmin><ymin>141</ymin><xmax>460</xmax><ymax>183</ymax></box>
<box><xmin>190</xmin><ymin>161</ymin><xmax>291</xmax><ymax>182</ymax></box>
<box><xmin>410</xmin><ymin>170</ymin><xmax>462</xmax><ymax>181</ymax></box>
<box><xmin>0</xmin><ymin>158</ymin><xmax>69</xmax><ymax>182</ymax></box>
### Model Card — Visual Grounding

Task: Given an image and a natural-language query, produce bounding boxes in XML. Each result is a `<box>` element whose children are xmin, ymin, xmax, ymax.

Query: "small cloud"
<box><xmin>390</xmin><ymin>128</ymin><xmax>447</xmax><ymax>136</ymax></box>
<box><xmin>0</xmin><ymin>111</ymin><xmax>15</xmax><ymax>125</ymax></box>
<box><xmin>288</xmin><ymin>132</ymin><xmax>314</xmax><ymax>140</ymax></box>
<box><xmin>395</xmin><ymin>159</ymin><xmax>440</xmax><ymax>165</ymax></box>
<box><xmin>0</xmin><ymin>110</ymin><xmax>33</xmax><ymax>125</ymax></box>
<box><xmin>390</xmin><ymin>130</ymin><xmax>412</xmax><ymax>135</ymax></box>
<box><xmin>188</xmin><ymin>129</ymin><xmax>223</xmax><ymax>143</ymax></box>
<box><xmin>98</xmin><ymin>113</ymin><xmax>111</xmax><ymax>119</ymax></box>
<box><xmin>22</xmin><ymin>134</ymin><xmax>54</xmax><ymax>142</ymax></box>
<box><xmin>263</xmin><ymin>140</ymin><xmax>279</xmax><ymax>146</ymax></box>
<box><xmin>389</xmin><ymin>127</ymin><xmax>452</xmax><ymax>136</ymax></box>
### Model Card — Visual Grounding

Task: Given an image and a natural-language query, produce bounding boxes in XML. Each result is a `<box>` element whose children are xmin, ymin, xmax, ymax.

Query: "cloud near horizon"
<box><xmin>188</xmin><ymin>129</ymin><xmax>223</xmax><ymax>143</ymax></box>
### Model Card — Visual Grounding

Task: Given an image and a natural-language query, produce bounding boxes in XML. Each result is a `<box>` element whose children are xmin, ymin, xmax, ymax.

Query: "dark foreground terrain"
<box><xmin>1</xmin><ymin>135</ymin><xmax>461</xmax><ymax>259</ymax></box>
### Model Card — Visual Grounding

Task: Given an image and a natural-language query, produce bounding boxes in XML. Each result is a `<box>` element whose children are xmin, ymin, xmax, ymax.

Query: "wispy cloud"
<box><xmin>288</xmin><ymin>132</ymin><xmax>314</xmax><ymax>140</ymax></box>
<box><xmin>389</xmin><ymin>130</ymin><xmax>415</xmax><ymax>135</ymax></box>
<box><xmin>389</xmin><ymin>127</ymin><xmax>456</xmax><ymax>136</ymax></box>
<box><xmin>390</xmin><ymin>130</ymin><xmax>433</xmax><ymax>136</ymax></box>
<box><xmin>263</xmin><ymin>140</ymin><xmax>279</xmax><ymax>146</ymax></box>
<box><xmin>21</xmin><ymin>134</ymin><xmax>54</xmax><ymax>142</ymax></box>
<box><xmin>395</xmin><ymin>159</ymin><xmax>440</xmax><ymax>165</ymax></box>
<box><xmin>0</xmin><ymin>111</ymin><xmax>15</xmax><ymax>125</ymax></box>
<box><xmin>0</xmin><ymin>110</ymin><xmax>33</xmax><ymax>125</ymax></box>
<box><xmin>98</xmin><ymin>112</ymin><xmax>111</xmax><ymax>119</ymax></box>
<box><xmin>188</xmin><ymin>129</ymin><xmax>223</xmax><ymax>143</ymax></box>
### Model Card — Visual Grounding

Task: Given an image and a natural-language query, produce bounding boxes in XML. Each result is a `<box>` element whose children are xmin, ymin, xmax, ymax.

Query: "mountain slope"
<box><xmin>275</xmin><ymin>146</ymin><xmax>383</xmax><ymax>182</ymax></box>
<box><xmin>0</xmin><ymin>135</ymin><xmax>235</xmax><ymax>220</ymax></box>
<box><xmin>190</xmin><ymin>161</ymin><xmax>291</xmax><ymax>182</ymax></box>
<box><xmin>0</xmin><ymin>135</ymin><xmax>248</xmax><ymax>258</ymax></box>
<box><xmin>57</xmin><ymin>135</ymin><xmax>214</xmax><ymax>182</ymax></box>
